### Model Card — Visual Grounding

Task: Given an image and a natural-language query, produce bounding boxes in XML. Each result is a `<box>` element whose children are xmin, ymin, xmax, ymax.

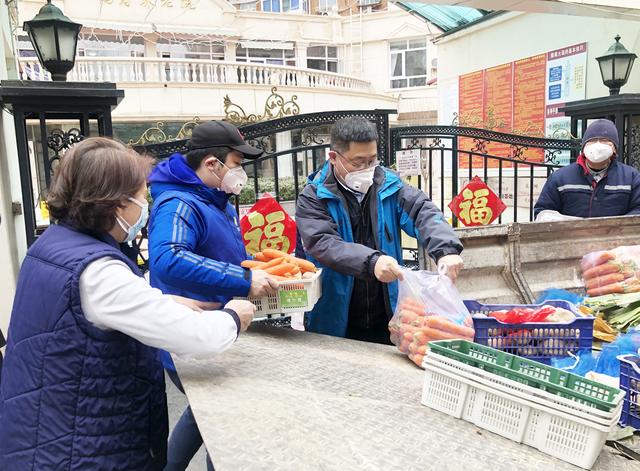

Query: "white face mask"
<box><xmin>116</xmin><ymin>197</ymin><xmax>149</xmax><ymax>243</ymax></box>
<box><xmin>336</xmin><ymin>157</ymin><xmax>377</xmax><ymax>194</ymax></box>
<box><xmin>211</xmin><ymin>163</ymin><xmax>248</xmax><ymax>195</ymax></box>
<box><xmin>584</xmin><ymin>142</ymin><xmax>614</xmax><ymax>164</ymax></box>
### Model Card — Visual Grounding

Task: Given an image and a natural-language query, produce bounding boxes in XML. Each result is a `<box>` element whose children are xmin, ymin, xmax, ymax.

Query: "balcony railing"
<box><xmin>19</xmin><ymin>57</ymin><xmax>371</xmax><ymax>91</ymax></box>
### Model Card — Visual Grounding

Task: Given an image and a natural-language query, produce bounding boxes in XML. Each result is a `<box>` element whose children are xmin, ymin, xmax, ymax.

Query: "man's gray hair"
<box><xmin>330</xmin><ymin>117</ymin><xmax>378</xmax><ymax>153</ymax></box>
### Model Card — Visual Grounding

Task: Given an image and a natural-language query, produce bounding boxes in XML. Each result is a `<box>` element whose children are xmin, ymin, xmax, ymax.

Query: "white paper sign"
<box><xmin>395</xmin><ymin>149</ymin><xmax>421</xmax><ymax>176</ymax></box>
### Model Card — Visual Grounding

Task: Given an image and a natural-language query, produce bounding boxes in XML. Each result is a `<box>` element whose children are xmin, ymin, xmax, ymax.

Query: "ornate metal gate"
<box><xmin>391</xmin><ymin>125</ymin><xmax>582</xmax><ymax>224</ymax></box>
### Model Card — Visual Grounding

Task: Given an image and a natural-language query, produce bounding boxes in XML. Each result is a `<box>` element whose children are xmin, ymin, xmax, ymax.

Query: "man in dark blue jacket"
<box><xmin>535</xmin><ymin>119</ymin><xmax>640</xmax><ymax>219</ymax></box>
<box><xmin>148</xmin><ymin>120</ymin><xmax>278</xmax><ymax>470</ymax></box>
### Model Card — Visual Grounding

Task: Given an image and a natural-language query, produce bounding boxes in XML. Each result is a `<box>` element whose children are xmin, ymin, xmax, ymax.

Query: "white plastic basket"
<box><xmin>424</xmin><ymin>353</ymin><xmax>624</xmax><ymax>424</ymax></box>
<box><xmin>240</xmin><ymin>269</ymin><xmax>322</xmax><ymax>316</ymax></box>
<box><xmin>422</xmin><ymin>359</ymin><xmax>620</xmax><ymax>469</ymax></box>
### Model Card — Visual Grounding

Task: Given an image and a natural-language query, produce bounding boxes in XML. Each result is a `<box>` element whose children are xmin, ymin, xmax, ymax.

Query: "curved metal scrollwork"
<box><xmin>406</xmin><ymin>137</ymin><xmax>422</xmax><ymax>149</ymax></box>
<box><xmin>471</xmin><ymin>138</ymin><xmax>488</xmax><ymax>154</ymax></box>
<box><xmin>544</xmin><ymin>149</ymin><xmax>563</xmax><ymax>165</ymax></box>
<box><xmin>301</xmin><ymin>126</ymin><xmax>326</xmax><ymax>146</ymax></box>
<box><xmin>47</xmin><ymin>128</ymin><xmax>84</xmax><ymax>172</ymax></box>
<box><xmin>452</xmin><ymin>108</ymin><xmax>507</xmax><ymax>132</ymax></box>
<box><xmin>246</xmin><ymin>136</ymin><xmax>275</xmax><ymax>155</ymax></box>
<box><xmin>129</xmin><ymin>118</ymin><xmax>201</xmax><ymax>146</ymax></box>
<box><xmin>224</xmin><ymin>87</ymin><xmax>300</xmax><ymax>126</ymax></box>
<box><xmin>430</xmin><ymin>137</ymin><xmax>445</xmax><ymax>149</ymax></box>
<box><xmin>509</xmin><ymin>144</ymin><xmax>529</xmax><ymax>161</ymax></box>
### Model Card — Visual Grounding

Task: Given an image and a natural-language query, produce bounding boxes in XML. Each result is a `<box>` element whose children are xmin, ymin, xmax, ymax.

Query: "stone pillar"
<box><xmin>225</xmin><ymin>41</ymin><xmax>237</xmax><ymax>62</ymax></box>
<box><xmin>295</xmin><ymin>41</ymin><xmax>309</xmax><ymax>69</ymax></box>
<box><xmin>144</xmin><ymin>34</ymin><xmax>159</xmax><ymax>81</ymax></box>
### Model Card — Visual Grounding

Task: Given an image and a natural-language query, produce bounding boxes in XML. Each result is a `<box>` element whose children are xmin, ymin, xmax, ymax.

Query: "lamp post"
<box><xmin>23</xmin><ymin>0</ymin><xmax>82</xmax><ymax>81</ymax></box>
<box><xmin>596</xmin><ymin>35</ymin><xmax>637</xmax><ymax>96</ymax></box>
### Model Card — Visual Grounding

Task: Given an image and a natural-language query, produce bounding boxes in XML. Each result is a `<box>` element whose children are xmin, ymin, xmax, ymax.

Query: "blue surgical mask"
<box><xmin>116</xmin><ymin>197</ymin><xmax>149</xmax><ymax>243</ymax></box>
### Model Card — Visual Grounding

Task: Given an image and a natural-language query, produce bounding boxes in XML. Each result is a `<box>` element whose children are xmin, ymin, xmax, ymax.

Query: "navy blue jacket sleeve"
<box><xmin>148</xmin><ymin>198</ymin><xmax>252</xmax><ymax>297</ymax></box>
<box><xmin>534</xmin><ymin>172</ymin><xmax>562</xmax><ymax>217</ymax></box>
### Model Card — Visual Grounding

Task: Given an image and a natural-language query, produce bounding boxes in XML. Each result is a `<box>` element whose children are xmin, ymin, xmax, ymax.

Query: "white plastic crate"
<box><xmin>424</xmin><ymin>353</ymin><xmax>623</xmax><ymax>425</ymax></box>
<box><xmin>422</xmin><ymin>361</ymin><xmax>620</xmax><ymax>469</ymax></box>
<box><xmin>241</xmin><ymin>269</ymin><xmax>322</xmax><ymax>316</ymax></box>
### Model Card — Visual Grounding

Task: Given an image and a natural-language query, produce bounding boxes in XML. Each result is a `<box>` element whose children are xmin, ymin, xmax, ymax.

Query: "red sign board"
<box><xmin>448</xmin><ymin>176</ymin><xmax>506</xmax><ymax>227</ymax></box>
<box><xmin>240</xmin><ymin>194</ymin><xmax>296</xmax><ymax>255</ymax></box>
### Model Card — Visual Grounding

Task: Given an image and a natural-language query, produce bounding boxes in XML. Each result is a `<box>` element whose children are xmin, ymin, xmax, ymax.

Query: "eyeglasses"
<box><xmin>334</xmin><ymin>151</ymin><xmax>379</xmax><ymax>171</ymax></box>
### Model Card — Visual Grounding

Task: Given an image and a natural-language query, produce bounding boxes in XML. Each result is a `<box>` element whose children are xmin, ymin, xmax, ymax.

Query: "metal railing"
<box><xmin>391</xmin><ymin>125</ymin><xmax>582</xmax><ymax>225</ymax></box>
<box><xmin>18</xmin><ymin>57</ymin><xmax>372</xmax><ymax>91</ymax></box>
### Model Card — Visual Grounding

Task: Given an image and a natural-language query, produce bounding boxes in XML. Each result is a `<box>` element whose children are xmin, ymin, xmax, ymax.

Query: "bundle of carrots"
<box><xmin>389</xmin><ymin>297</ymin><xmax>475</xmax><ymax>368</ymax></box>
<box><xmin>581</xmin><ymin>247</ymin><xmax>640</xmax><ymax>297</ymax></box>
<box><xmin>241</xmin><ymin>248</ymin><xmax>318</xmax><ymax>281</ymax></box>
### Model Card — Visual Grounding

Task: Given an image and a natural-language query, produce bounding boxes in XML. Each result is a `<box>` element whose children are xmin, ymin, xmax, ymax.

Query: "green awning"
<box><xmin>394</xmin><ymin>3</ymin><xmax>495</xmax><ymax>32</ymax></box>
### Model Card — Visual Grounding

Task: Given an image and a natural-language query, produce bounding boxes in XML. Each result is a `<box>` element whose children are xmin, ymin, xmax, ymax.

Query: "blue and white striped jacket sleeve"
<box><xmin>148</xmin><ymin>198</ymin><xmax>252</xmax><ymax>297</ymax></box>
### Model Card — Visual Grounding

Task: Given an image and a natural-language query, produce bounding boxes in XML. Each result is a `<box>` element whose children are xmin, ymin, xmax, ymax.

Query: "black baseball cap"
<box><xmin>188</xmin><ymin>120</ymin><xmax>263</xmax><ymax>159</ymax></box>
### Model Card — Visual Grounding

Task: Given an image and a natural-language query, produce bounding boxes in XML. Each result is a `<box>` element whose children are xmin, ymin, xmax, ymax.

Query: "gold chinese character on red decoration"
<box><xmin>240</xmin><ymin>194</ymin><xmax>297</xmax><ymax>256</ymax></box>
<box><xmin>458</xmin><ymin>187</ymin><xmax>493</xmax><ymax>225</ymax></box>
<box><xmin>242</xmin><ymin>210</ymin><xmax>291</xmax><ymax>254</ymax></box>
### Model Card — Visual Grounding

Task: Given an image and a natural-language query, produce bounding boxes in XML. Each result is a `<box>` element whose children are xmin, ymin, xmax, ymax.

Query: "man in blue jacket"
<box><xmin>535</xmin><ymin>119</ymin><xmax>640</xmax><ymax>220</ymax></box>
<box><xmin>296</xmin><ymin>117</ymin><xmax>464</xmax><ymax>343</ymax></box>
<box><xmin>148</xmin><ymin>120</ymin><xmax>278</xmax><ymax>470</ymax></box>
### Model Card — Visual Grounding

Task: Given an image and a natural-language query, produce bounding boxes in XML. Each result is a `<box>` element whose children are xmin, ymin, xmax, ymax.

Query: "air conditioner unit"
<box><xmin>359</xmin><ymin>0</ymin><xmax>380</xmax><ymax>6</ymax></box>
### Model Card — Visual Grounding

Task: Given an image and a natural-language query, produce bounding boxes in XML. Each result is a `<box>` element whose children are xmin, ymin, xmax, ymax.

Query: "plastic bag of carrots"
<box><xmin>388</xmin><ymin>268</ymin><xmax>474</xmax><ymax>368</ymax></box>
<box><xmin>581</xmin><ymin>246</ymin><xmax>640</xmax><ymax>297</ymax></box>
<box><xmin>240</xmin><ymin>248</ymin><xmax>317</xmax><ymax>281</ymax></box>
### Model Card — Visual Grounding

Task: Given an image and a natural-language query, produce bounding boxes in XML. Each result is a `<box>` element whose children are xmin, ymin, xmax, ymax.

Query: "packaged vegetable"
<box><xmin>389</xmin><ymin>268</ymin><xmax>474</xmax><ymax>368</ymax></box>
<box><xmin>582</xmin><ymin>246</ymin><xmax>640</xmax><ymax>297</ymax></box>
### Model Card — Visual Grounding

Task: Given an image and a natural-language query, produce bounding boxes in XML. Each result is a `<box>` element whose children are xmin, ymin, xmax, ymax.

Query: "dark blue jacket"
<box><xmin>0</xmin><ymin>223</ymin><xmax>167</xmax><ymax>470</ymax></box>
<box><xmin>534</xmin><ymin>155</ymin><xmax>640</xmax><ymax>218</ymax></box>
<box><xmin>296</xmin><ymin>163</ymin><xmax>462</xmax><ymax>337</ymax></box>
<box><xmin>148</xmin><ymin>154</ymin><xmax>251</xmax><ymax>371</ymax></box>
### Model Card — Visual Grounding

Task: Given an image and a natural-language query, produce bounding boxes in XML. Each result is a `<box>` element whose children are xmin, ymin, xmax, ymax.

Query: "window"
<box><xmin>262</xmin><ymin>0</ymin><xmax>308</xmax><ymax>13</ymax></box>
<box><xmin>307</xmin><ymin>46</ymin><xmax>338</xmax><ymax>73</ymax></box>
<box><xmin>389</xmin><ymin>38</ymin><xmax>427</xmax><ymax>89</ymax></box>
<box><xmin>236</xmin><ymin>45</ymin><xmax>295</xmax><ymax>66</ymax></box>
<box><xmin>317</xmin><ymin>0</ymin><xmax>336</xmax><ymax>12</ymax></box>
<box><xmin>156</xmin><ymin>39</ymin><xmax>224</xmax><ymax>60</ymax></box>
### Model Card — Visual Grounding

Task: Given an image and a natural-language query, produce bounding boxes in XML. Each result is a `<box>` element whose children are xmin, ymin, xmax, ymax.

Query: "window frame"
<box><xmin>389</xmin><ymin>38</ymin><xmax>428</xmax><ymax>90</ymax></box>
<box><xmin>236</xmin><ymin>45</ymin><xmax>296</xmax><ymax>67</ymax></box>
<box><xmin>262</xmin><ymin>0</ymin><xmax>308</xmax><ymax>13</ymax></box>
<box><xmin>306</xmin><ymin>45</ymin><xmax>339</xmax><ymax>73</ymax></box>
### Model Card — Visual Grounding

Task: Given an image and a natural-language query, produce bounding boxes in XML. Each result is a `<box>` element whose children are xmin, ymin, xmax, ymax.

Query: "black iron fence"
<box><xmin>391</xmin><ymin>125</ymin><xmax>582</xmax><ymax>225</ymax></box>
<box><xmin>133</xmin><ymin>113</ymin><xmax>581</xmax><ymax>270</ymax></box>
<box><xmin>134</xmin><ymin>109</ymin><xmax>394</xmax><ymax>269</ymax></box>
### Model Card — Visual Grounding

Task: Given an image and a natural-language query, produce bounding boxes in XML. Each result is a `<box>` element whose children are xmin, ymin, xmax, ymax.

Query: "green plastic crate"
<box><xmin>428</xmin><ymin>339</ymin><xmax>622</xmax><ymax>412</ymax></box>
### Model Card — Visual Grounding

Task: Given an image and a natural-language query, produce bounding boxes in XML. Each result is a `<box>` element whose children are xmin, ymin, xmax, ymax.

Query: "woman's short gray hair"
<box><xmin>330</xmin><ymin>117</ymin><xmax>378</xmax><ymax>153</ymax></box>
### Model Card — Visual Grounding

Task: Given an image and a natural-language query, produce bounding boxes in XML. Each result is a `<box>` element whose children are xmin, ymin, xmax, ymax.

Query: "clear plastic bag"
<box><xmin>582</xmin><ymin>246</ymin><xmax>640</xmax><ymax>297</ymax></box>
<box><xmin>388</xmin><ymin>268</ymin><xmax>474</xmax><ymax>368</ymax></box>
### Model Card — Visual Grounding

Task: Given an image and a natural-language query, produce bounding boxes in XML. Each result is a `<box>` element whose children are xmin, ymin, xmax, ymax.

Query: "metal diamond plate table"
<box><xmin>173</xmin><ymin>326</ymin><xmax>637</xmax><ymax>471</ymax></box>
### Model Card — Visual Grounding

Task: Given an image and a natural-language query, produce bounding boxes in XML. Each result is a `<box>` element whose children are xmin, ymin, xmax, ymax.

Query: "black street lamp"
<box><xmin>23</xmin><ymin>0</ymin><xmax>82</xmax><ymax>81</ymax></box>
<box><xmin>596</xmin><ymin>35</ymin><xmax>637</xmax><ymax>96</ymax></box>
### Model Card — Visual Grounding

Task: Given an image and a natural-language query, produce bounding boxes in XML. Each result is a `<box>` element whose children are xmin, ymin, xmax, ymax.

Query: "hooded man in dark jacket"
<box><xmin>535</xmin><ymin>119</ymin><xmax>640</xmax><ymax>220</ymax></box>
<box><xmin>296</xmin><ymin>117</ymin><xmax>463</xmax><ymax>344</ymax></box>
